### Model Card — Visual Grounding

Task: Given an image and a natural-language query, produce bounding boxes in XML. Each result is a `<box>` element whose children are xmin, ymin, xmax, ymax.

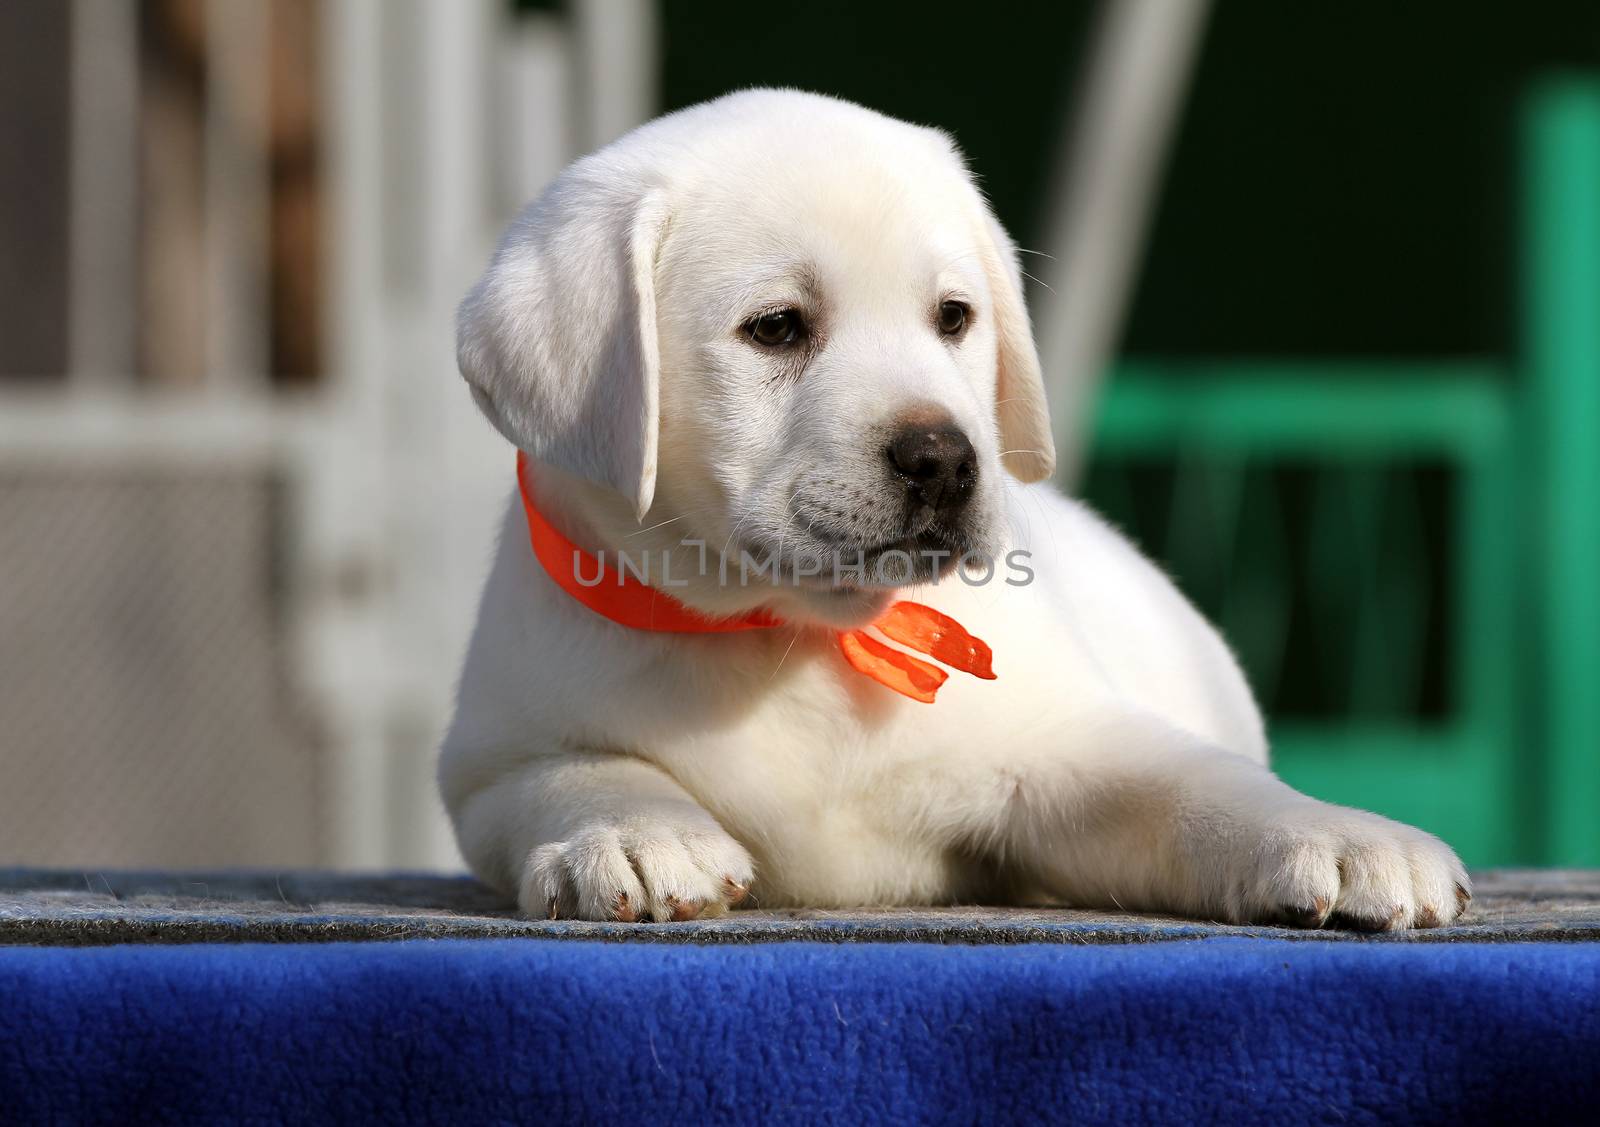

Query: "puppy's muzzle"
<box><xmin>887</xmin><ymin>418</ymin><xmax>977</xmax><ymax>518</ymax></box>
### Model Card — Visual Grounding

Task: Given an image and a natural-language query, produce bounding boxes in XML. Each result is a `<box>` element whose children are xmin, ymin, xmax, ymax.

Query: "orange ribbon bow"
<box><xmin>516</xmin><ymin>452</ymin><xmax>995</xmax><ymax>702</ymax></box>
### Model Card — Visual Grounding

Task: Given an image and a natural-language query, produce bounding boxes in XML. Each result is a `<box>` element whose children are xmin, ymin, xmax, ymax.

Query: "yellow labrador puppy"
<box><xmin>440</xmin><ymin>89</ymin><xmax>1470</xmax><ymax>928</ymax></box>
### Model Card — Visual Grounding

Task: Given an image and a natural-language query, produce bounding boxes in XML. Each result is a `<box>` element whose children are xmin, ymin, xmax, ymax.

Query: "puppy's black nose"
<box><xmin>887</xmin><ymin>422</ymin><xmax>977</xmax><ymax>513</ymax></box>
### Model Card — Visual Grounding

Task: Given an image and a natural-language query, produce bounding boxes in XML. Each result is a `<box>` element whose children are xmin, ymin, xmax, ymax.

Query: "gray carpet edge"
<box><xmin>3</xmin><ymin>867</ymin><xmax>1597</xmax><ymax>947</ymax></box>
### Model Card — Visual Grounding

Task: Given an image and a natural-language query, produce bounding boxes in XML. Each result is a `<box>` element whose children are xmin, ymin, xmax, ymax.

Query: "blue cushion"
<box><xmin>3</xmin><ymin>936</ymin><xmax>1598</xmax><ymax>1124</ymax></box>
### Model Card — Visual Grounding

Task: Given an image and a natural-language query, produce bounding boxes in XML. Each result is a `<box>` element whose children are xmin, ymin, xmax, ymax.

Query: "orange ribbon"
<box><xmin>516</xmin><ymin>452</ymin><xmax>995</xmax><ymax>702</ymax></box>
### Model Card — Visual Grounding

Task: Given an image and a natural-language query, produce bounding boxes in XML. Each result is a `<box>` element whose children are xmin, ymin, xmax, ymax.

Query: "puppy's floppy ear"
<box><xmin>457</xmin><ymin>177</ymin><xmax>669</xmax><ymax>519</ymax></box>
<box><xmin>977</xmin><ymin>206</ymin><xmax>1056</xmax><ymax>483</ymax></box>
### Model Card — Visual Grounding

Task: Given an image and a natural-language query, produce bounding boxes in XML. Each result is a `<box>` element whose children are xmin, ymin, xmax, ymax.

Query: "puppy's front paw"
<box><xmin>521</xmin><ymin>819</ymin><xmax>755</xmax><ymax>922</ymax></box>
<box><xmin>1230</xmin><ymin>803</ymin><xmax>1471</xmax><ymax>930</ymax></box>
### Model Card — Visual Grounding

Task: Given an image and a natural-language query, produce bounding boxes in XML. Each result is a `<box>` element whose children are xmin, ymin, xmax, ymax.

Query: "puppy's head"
<box><xmin>459</xmin><ymin>90</ymin><xmax>1053</xmax><ymax>627</ymax></box>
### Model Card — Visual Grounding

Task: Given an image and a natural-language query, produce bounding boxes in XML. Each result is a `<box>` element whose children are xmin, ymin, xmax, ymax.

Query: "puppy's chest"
<box><xmin>617</xmin><ymin>594</ymin><xmax>1097</xmax><ymax>774</ymax></box>
<box><xmin>636</xmin><ymin>635</ymin><xmax>998</xmax><ymax>803</ymax></box>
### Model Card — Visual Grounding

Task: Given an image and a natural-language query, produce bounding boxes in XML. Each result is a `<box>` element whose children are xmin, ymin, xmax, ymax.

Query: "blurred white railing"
<box><xmin>1</xmin><ymin>0</ymin><xmax>656</xmax><ymax>871</ymax></box>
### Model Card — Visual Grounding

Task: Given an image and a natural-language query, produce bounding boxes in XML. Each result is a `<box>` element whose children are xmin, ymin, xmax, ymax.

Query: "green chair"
<box><xmin>1083</xmin><ymin>80</ymin><xmax>1600</xmax><ymax>866</ymax></box>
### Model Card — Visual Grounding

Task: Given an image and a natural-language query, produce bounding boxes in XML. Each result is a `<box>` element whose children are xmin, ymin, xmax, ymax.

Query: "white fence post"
<box><xmin>68</xmin><ymin>0</ymin><xmax>140</xmax><ymax>388</ymax></box>
<box><xmin>204</xmin><ymin>0</ymin><xmax>272</xmax><ymax>392</ymax></box>
<box><xmin>1035</xmin><ymin>0</ymin><xmax>1211</xmax><ymax>484</ymax></box>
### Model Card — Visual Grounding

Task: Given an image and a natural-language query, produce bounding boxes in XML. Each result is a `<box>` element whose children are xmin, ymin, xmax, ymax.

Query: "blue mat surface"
<box><xmin>3</xmin><ymin>937</ymin><xmax>1598</xmax><ymax>1124</ymax></box>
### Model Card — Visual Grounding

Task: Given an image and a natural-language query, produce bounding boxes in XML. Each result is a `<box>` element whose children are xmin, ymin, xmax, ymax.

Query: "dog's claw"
<box><xmin>1276</xmin><ymin>903</ymin><xmax>1325</xmax><ymax>929</ymax></box>
<box><xmin>724</xmin><ymin>877</ymin><xmax>750</xmax><ymax>907</ymax></box>
<box><xmin>1455</xmin><ymin>883</ymin><xmax>1472</xmax><ymax>915</ymax></box>
<box><xmin>613</xmin><ymin>892</ymin><xmax>638</xmax><ymax>922</ymax></box>
<box><xmin>665</xmin><ymin>896</ymin><xmax>703</xmax><ymax>922</ymax></box>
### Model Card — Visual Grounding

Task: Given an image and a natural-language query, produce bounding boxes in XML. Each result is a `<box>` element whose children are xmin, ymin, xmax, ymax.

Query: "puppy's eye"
<box><xmin>746</xmin><ymin>309</ymin><xmax>804</xmax><ymax>347</ymax></box>
<box><xmin>937</xmin><ymin>301</ymin><xmax>969</xmax><ymax>337</ymax></box>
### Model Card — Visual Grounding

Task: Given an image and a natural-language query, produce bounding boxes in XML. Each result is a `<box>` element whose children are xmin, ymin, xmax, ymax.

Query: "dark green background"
<box><xmin>654</xmin><ymin>0</ymin><xmax>1600</xmax><ymax>359</ymax></box>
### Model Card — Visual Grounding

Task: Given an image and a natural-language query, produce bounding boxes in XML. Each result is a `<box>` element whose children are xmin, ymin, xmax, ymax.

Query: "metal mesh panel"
<box><xmin>0</xmin><ymin>467</ymin><xmax>322</xmax><ymax>867</ymax></box>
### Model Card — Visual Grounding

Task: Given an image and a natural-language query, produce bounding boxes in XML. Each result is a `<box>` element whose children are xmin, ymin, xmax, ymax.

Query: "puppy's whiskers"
<box><xmin>1019</xmin><ymin>269</ymin><xmax>1053</xmax><ymax>293</ymax></box>
<box><xmin>627</xmin><ymin>513</ymin><xmax>689</xmax><ymax>538</ymax></box>
<box><xmin>720</xmin><ymin>504</ymin><xmax>761</xmax><ymax>567</ymax></box>
<box><xmin>776</xmin><ymin>465</ymin><xmax>815</xmax><ymax>566</ymax></box>
<box><xmin>624</xmin><ymin>501</ymin><xmax>727</xmax><ymax>541</ymax></box>
<box><xmin>769</xmin><ymin>627</ymin><xmax>803</xmax><ymax>680</ymax></box>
